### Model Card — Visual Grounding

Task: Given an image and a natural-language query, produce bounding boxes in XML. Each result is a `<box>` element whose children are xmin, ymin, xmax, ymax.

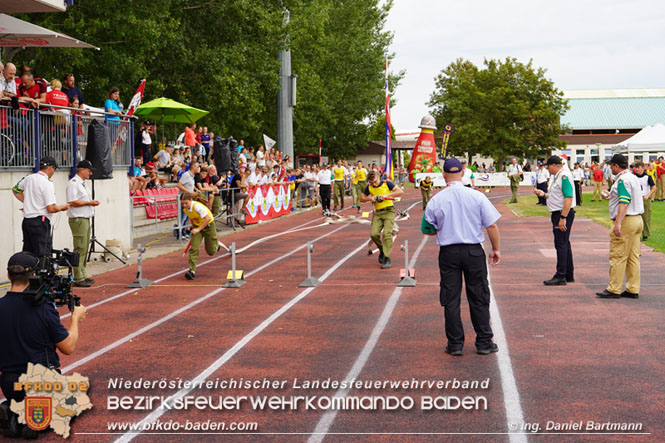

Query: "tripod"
<box><xmin>86</xmin><ymin>178</ymin><xmax>126</xmax><ymax>264</ymax></box>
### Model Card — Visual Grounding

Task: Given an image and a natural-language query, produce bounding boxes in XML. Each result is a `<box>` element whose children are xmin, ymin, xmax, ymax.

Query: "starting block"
<box><xmin>226</xmin><ymin>270</ymin><xmax>244</xmax><ymax>280</ymax></box>
<box><xmin>395</xmin><ymin>197</ymin><xmax>402</xmax><ymax>202</ymax></box>
<box><xmin>397</xmin><ymin>240</ymin><xmax>417</xmax><ymax>287</ymax></box>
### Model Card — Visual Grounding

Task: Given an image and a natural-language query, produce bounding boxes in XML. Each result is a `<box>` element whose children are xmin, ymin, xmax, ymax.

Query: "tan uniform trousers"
<box><xmin>608</xmin><ymin>215</ymin><xmax>643</xmax><ymax>294</ymax></box>
<box><xmin>657</xmin><ymin>175</ymin><xmax>665</xmax><ymax>200</ymax></box>
<box><xmin>592</xmin><ymin>181</ymin><xmax>603</xmax><ymax>200</ymax></box>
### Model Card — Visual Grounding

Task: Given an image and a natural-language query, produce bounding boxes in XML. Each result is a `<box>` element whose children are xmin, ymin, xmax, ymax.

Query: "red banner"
<box><xmin>244</xmin><ymin>183</ymin><xmax>292</xmax><ymax>225</ymax></box>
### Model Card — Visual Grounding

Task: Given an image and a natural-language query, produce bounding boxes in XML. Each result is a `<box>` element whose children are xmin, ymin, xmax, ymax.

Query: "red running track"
<box><xmin>25</xmin><ymin>189</ymin><xmax>663</xmax><ymax>442</ymax></box>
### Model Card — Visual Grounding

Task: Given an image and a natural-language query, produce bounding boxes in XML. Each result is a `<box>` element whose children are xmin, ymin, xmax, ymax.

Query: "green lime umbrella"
<box><xmin>135</xmin><ymin>97</ymin><xmax>209</xmax><ymax>124</ymax></box>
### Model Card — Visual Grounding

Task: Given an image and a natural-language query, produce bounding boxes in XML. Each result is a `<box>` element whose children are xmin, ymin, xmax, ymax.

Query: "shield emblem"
<box><xmin>26</xmin><ymin>397</ymin><xmax>52</xmax><ymax>431</ymax></box>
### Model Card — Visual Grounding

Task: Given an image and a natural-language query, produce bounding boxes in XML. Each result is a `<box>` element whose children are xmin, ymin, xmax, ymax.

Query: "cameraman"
<box><xmin>0</xmin><ymin>252</ymin><xmax>86</xmax><ymax>433</ymax></box>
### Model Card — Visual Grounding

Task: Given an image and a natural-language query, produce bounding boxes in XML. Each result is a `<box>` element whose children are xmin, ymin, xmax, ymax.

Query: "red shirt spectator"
<box><xmin>184</xmin><ymin>125</ymin><xmax>196</xmax><ymax>147</ymax></box>
<box><xmin>45</xmin><ymin>89</ymin><xmax>69</xmax><ymax>111</ymax></box>
<box><xmin>593</xmin><ymin>168</ymin><xmax>603</xmax><ymax>182</ymax></box>
<box><xmin>18</xmin><ymin>74</ymin><xmax>47</xmax><ymax>109</ymax></box>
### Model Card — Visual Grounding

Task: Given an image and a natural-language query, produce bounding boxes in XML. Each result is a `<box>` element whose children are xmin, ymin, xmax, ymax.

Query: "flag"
<box><xmin>384</xmin><ymin>58</ymin><xmax>393</xmax><ymax>180</ymax></box>
<box><xmin>263</xmin><ymin>134</ymin><xmax>277</xmax><ymax>151</ymax></box>
<box><xmin>441</xmin><ymin>124</ymin><xmax>453</xmax><ymax>156</ymax></box>
<box><xmin>112</xmin><ymin>79</ymin><xmax>146</xmax><ymax>153</ymax></box>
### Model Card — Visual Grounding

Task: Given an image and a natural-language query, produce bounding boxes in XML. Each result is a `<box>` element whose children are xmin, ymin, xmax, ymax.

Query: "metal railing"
<box><xmin>1</xmin><ymin>103</ymin><xmax>135</xmax><ymax>172</ymax></box>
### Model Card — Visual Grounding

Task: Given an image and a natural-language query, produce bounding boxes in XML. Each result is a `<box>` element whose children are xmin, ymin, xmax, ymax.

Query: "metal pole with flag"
<box><xmin>112</xmin><ymin>79</ymin><xmax>146</xmax><ymax>154</ymax></box>
<box><xmin>384</xmin><ymin>58</ymin><xmax>393</xmax><ymax>180</ymax></box>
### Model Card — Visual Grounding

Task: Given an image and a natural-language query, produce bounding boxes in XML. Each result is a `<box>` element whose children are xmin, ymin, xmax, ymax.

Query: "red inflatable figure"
<box><xmin>408</xmin><ymin>115</ymin><xmax>438</xmax><ymax>182</ymax></box>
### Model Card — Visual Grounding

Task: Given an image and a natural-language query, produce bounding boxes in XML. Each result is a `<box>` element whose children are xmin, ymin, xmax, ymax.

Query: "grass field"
<box><xmin>504</xmin><ymin>190</ymin><xmax>665</xmax><ymax>253</ymax></box>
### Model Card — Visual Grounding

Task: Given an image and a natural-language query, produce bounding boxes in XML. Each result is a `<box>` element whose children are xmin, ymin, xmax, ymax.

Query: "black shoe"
<box><xmin>596</xmin><ymin>289</ymin><xmax>620</xmax><ymax>298</ymax></box>
<box><xmin>357</xmin><ymin>207</ymin><xmax>361</xmax><ymax>213</ymax></box>
<box><xmin>566</xmin><ymin>276</ymin><xmax>575</xmax><ymax>283</ymax></box>
<box><xmin>378</xmin><ymin>251</ymin><xmax>386</xmax><ymax>264</ymax></box>
<box><xmin>73</xmin><ymin>279</ymin><xmax>92</xmax><ymax>287</ymax></box>
<box><xmin>477</xmin><ymin>343</ymin><xmax>499</xmax><ymax>355</ymax></box>
<box><xmin>543</xmin><ymin>276</ymin><xmax>566</xmax><ymax>286</ymax></box>
<box><xmin>184</xmin><ymin>270</ymin><xmax>195</xmax><ymax>280</ymax></box>
<box><xmin>444</xmin><ymin>346</ymin><xmax>463</xmax><ymax>356</ymax></box>
<box><xmin>620</xmin><ymin>290</ymin><xmax>639</xmax><ymax>299</ymax></box>
<box><xmin>381</xmin><ymin>258</ymin><xmax>392</xmax><ymax>269</ymax></box>
<box><xmin>84</xmin><ymin>277</ymin><xmax>96</xmax><ymax>284</ymax></box>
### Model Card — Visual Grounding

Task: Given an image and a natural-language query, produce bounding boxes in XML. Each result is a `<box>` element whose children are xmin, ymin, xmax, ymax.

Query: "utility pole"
<box><xmin>277</xmin><ymin>5</ymin><xmax>296</xmax><ymax>161</ymax></box>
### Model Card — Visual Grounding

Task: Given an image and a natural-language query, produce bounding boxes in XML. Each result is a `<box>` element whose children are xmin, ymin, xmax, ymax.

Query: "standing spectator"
<box><xmin>17</xmin><ymin>72</ymin><xmax>47</xmax><ymax>109</ymax></box>
<box><xmin>506</xmin><ymin>158</ymin><xmax>523</xmax><ymax>203</ymax></box>
<box><xmin>655</xmin><ymin>156</ymin><xmax>665</xmax><ymax>201</ymax></box>
<box><xmin>238</xmin><ymin>139</ymin><xmax>245</xmax><ymax>153</ymax></box>
<box><xmin>421</xmin><ymin>158</ymin><xmax>501</xmax><ymax>356</ymax></box>
<box><xmin>200</xmin><ymin>127</ymin><xmax>211</xmax><ymax>163</ymax></box>
<box><xmin>45</xmin><ymin>79</ymin><xmax>69</xmax><ymax>111</ymax></box>
<box><xmin>177</xmin><ymin>161</ymin><xmax>199</xmax><ymax>238</ymax></box>
<box><xmin>591</xmin><ymin>162</ymin><xmax>604</xmax><ymax>201</ymax></box>
<box><xmin>0</xmin><ymin>62</ymin><xmax>17</xmax><ymax>98</ymax></box>
<box><xmin>534</xmin><ymin>156</ymin><xmax>576</xmax><ymax>286</ymax></box>
<box><xmin>140</xmin><ymin>121</ymin><xmax>153</xmax><ymax>165</ymax></box>
<box><xmin>66</xmin><ymin>160</ymin><xmax>99</xmax><ymax>287</ymax></box>
<box><xmin>256</xmin><ymin>145</ymin><xmax>266</xmax><ymax>168</ymax></box>
<box><xmin>61</xmin><ymin>73</ymin><xmax>84</xmax><ymax>108</ymax></box>
<box><xmin>596</xmin><ymin>154</ymin><xmax>644</xmax><ymax>299</ymax></box>
<box><xmin>104</xmin><ymin>87</ymin><xmax>123</xmax><ymax>145</ymax></box>
<box><xmin>184</xmin><ymin>123</ymin><xmax>197</xmax><ymax>149</ymax></box>
<box><xmin>634</xmin><ymin>161</ymin><xmax>656</xmax><ymax>241</ymax></box>
<box><xmin>572</xmin><ymin>162</ymin><xmax>584</xmax><ymax>206</ymax></box>
<box><xmin>603</xmin><ymin>160</ymin><xmax>614</xmax><ymax>189</ymax></box>
<box><xmin>11</xmin><ymin>156</ymin><xmax>69</xmax><ymax>257</ymax></box>
<box><xmin>461</xmin><ymin>160</ymin><xmax>475</xmax><ymax>188</ymax></box>
<box><xmin>535</xmin><ymin>162</ymin><xmax>550</xmax><ymax>205</ymax></box>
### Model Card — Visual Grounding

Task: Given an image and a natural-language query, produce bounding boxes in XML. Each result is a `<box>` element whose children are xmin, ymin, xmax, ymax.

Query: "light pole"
<box><xmin>277</xmin><ymin>5</ymin><xmax>296</xmax><ymax>161</ymax></box>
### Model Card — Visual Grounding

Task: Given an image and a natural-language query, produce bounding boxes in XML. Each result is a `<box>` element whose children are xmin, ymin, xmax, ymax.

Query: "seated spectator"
<box><xmin>61</xmin><ymin>73</ymin><xmax>84</xmax><ymax>108</ymax></box>
<box><xmin>128</xmin><ymin>157</ymin><xmax>147</xmax><ymax>192</ymax></box>
<box><xmin>154</xmin><ymin>144</ymin><xmax>180</xmax><ymax>181</ymax></box>
<box><xmin>145</xmin><ymin>171</ymin><xmax>164</xmax><ymax>190</ymax></box>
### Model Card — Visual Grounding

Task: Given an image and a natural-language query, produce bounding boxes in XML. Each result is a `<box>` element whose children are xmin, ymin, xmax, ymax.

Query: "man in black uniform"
<box><xmin>0</xmin><ymin>252</ymin><xmax>87</xmax><ymax>438</ymax></box>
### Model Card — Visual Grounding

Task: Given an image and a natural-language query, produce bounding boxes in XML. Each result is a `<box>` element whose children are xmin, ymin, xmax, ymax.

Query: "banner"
<box><xmin>263</xmin><ymin>134</ymin><xmax>277</xmax><ymax>151</ymax></box>
<box><xmin>384</xmin><ymin>58</ymin><xmax>393</xmax><ymax>180</ymax></box>
<box><xmin>441</xmin><ymin>124</ymin><xmax>453</xmax><ymax>156</ymax></box>
<box><xmin>415</xmin><ymin>171</ymin><xmax>538</xmax><ymax>187</ymax></box>
<box><xmin>113</xmin><ymin>79</ymin><xmax>146</xmax><ymax>153</ymax></box>
<box><xmin>244</xmin><ymin>183</ymin><xmax>292</xmax><ymax>225</ymax></box>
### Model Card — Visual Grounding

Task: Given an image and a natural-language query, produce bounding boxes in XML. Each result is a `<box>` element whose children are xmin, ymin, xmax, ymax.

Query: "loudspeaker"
<box><xmin>85</xmin><ymin>120</ymin><xmax>113</xmax><ymax>179</ymax></box>
<box><xmin>213</xmin><ymin>136</ymin><xmax>233</xmax><ymax>173</ymax></box>
<box><xmin>228</xmin><ymin>137</ymin><xmax>238</xmax><ymax>172</ymax></box>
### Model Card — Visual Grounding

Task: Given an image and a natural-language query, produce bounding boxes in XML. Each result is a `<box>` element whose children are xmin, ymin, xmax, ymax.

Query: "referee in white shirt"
<box><xmin>422</xmin><ymin>158</ymin><xmax>501</xmax><ymax>356</ymax></box>
<box><xmin>66</xmin><ymin>160</ymin><xmax>100</xmax><ymax>287</ymax></box>
<box><xmin>12</xmin><ymin>156</ymin><xmax>69</xmax><ymax>257</ymax></box>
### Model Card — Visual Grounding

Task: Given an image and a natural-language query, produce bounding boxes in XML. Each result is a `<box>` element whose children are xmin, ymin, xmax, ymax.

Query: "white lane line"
<box><xmin>115</xmin><ymin>239</ymin><xmax>372</xmax><ymax>443</ymax></box>
<box><xmin>60</xmin><ymin>216</ymin><xmax>327</xmax><ymax>320</ymax></box>
<box><xmin>61</xmin><ymin>223</ymin><xmax>351</xmax><ymax>374</ymax></box>
<box><xmin>308</xmin><ymin>236</ymin><xmax>428</xmax><ymax>443</ymax></box>
<box><xmin>487</xmin><ymin>262</ymin><xmax>528</xmax><ymax>443</ymax></box>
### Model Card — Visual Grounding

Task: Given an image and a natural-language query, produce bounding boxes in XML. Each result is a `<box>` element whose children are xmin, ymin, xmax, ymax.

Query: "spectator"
<box><xmin>256</xmin><ymin>145</ymin><xmax>266</xmax><ymax>168</ymax></box>
<box><xmin>154</xmin><ymin>145</ymin><xmax>179</xmax><ymax>181</ymax></box>
<box><xmin>18</xmin><ymin>71</ymin><xmax>47</xmax><ymax>109</ymax></box>
<box><xmin>200</xmin><ymin>127</ymin><xmax>211</xmax><ymax>162</ymax></box>
<box><xmin>61</xmin><ymin>73</ymin><xmax>84</xmax><ymax>108</ymax></box>
<box><xmin>45</xmin><ymin>79</ymin><xmax>69</xmax><ymax>111</ymax></box>
<box><xmin>139</xmin><ymin>120</ymin><xmax>153</xmax><ymax>165</ymax></box>
<box><xmin>0</xmin><ymin>62</ymin><xmax>17</xmax><ymax>98</ymax></box>
<box><xmin>104</xmin><ymin>87</ymin><xmax>123</xmax><ymax>123</ymax></box>
<box><xmin>184</xmin><ymin>123</ymin><xmax>197</xmax><ymax>149</ymax></box>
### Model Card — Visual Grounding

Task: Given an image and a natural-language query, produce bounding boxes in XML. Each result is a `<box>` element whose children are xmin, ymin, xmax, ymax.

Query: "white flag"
<box><xmin>263</xmin><ymin>134</ymin><xmax>277</xmax><ymax>150</ymax></box>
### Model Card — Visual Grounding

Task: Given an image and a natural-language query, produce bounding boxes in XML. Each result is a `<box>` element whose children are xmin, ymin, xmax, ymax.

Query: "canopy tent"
<box><xmin>0</xmin><ymin>13</ymin><xmax>98</xmax><ymax>49</ymax></box>
<box><xmin>613</xmin><ymin>123</ymin><xmax>665</xmax><ymax>153</ymax></box>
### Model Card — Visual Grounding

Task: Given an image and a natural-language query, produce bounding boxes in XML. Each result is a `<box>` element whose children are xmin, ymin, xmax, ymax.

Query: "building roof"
<box><xmin>561</xmin><ymin>97</ymin><xmax>665</xmax><ymax>130</ymax></box>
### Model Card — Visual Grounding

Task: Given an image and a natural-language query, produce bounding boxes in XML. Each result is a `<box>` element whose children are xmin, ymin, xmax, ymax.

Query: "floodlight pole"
<box><xmin>277</xmin><ymin>5</ymin><xmax>295</xmax><ymax>161</ymax></box>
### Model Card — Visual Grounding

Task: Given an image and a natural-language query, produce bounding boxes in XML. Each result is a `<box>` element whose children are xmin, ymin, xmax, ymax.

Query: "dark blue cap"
<box><xmin>443</xmin><ymin>158</ymin><xmax>462</xmax><ymax>173</ymax></box>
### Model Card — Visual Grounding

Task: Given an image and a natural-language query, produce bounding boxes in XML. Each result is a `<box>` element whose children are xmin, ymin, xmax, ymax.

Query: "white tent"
<box><xmin>614</xmin><ymin>123</ymin><xmax>665</xmax><ymax>153</ymax></box>
<box><xmin>0</xmin><ymin>13</ymin><xmax>98</xmax><ymax>49</ymax></box>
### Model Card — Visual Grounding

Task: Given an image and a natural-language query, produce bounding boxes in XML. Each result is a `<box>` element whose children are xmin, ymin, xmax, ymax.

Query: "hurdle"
<box><xmin>299</xmin><ymin>241</ymin><xmax>320</xmax><ymax>287</ymax></box>
<box><xmin>127</xmin><ymin>244</ymin><xmax>154</xmax><ymax>288</ymax></box>
<box><xmin>397</xmin><ymin>239</ymin><xmax>416</xmax><ymax>287</ymax></box>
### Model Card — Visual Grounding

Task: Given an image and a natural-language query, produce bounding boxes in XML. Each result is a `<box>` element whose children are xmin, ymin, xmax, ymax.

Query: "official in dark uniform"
<box><xmin>534</xmin><ymin>156</ymin><xmax>576</xmax><ymax>285</ymax></box>
<box><xmin>421</xmin><ymin>158</ymin><xmax>501</xmax><ymax>356</ymax></box>
<box><xmin>0</xmin><ymin>252</ymin><xmax>86</xmax><ymax>438</ymax></box>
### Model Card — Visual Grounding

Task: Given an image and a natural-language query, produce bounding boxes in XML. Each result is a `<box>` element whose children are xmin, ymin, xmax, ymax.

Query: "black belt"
<box><xmin>375</xmin><ymin>206</ymin><xmax>394</xmax><ymax>212</ymax></box>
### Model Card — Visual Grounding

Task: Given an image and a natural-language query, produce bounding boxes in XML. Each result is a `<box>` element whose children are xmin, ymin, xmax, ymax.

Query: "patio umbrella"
<box><xmin>0</xmin><ymin>13</ymin><xmax>99</xmax><ymax>49</ymax></box>
<box><xmin>134</xmin><ymin>97</ymin><xmax>209</xmax><ymax>144</ymax></box>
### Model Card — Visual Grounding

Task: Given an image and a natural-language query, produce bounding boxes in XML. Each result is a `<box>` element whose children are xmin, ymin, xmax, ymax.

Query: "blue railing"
<box><xmin>1</xmin><ymin>103</ymin><xmax>135</xmax><ymax>172</ymax></box>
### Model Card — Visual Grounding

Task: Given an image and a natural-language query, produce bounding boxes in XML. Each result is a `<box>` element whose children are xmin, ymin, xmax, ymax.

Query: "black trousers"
<box><xmin>574</xmin><ymin>180</ymin><xmax>582</xmax><ymax>206</ymax></box>
<box><xmin>319</xmin><ymin>184</ymin><xmax>331</xmax><ymax>211</ymax></box>
<box><xmin>141</xmin><ymin>143</ymin><xmax>151</xmax><ymax>165</ymax></box>
<box><xmin>551</xmin><ymin>209</ymin><xmax>575</xmax><ymax>279</ymax></box>
<box><xmin>22</xmin><ymin>216</ymin><xmax>52</xmax><ymax>258</ymax></box>
<box><xmin>536</xmin><ymin>181</ymin><xmax>548</xmax><ymax>205</ymax></box>
<box><xmin>0</xmin><ymin>373</ymin><xmax>24</xmax><ymax>403</ymax></box>
<box><xmin>438</xmin><ymin>244</ymin><xmax>493</xmax><ymax>350</ymax></box>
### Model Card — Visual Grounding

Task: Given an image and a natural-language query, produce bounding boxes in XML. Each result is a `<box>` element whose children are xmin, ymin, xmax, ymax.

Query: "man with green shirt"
<box><xmin>596</xmin><ymin>154</ymin><xmax>644</xmax><ymax>299</ymax></box>
<box><xmin>534</xmin><ymin>155</ymin><xmax>576</xmax><ymax>286</ymax></box>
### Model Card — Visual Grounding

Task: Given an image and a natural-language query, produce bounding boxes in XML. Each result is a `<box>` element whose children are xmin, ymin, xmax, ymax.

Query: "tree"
<box><xmin>13</xmin><ymin>0</ymin><xmax>402</xmax><ymax>157</ymax></box>
<box><xmin>427</xmin><ymin>57</ymin><xmax>568</xmax><ymax>167</ymax></box>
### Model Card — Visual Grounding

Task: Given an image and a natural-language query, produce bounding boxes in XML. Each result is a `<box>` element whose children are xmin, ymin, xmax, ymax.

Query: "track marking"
<box><xmin>115</xmin><ymin>239</ymin><xmax>372</xmax><ymax>443</ymax></box>
<box><xmin>309</xmin><ymin>236</ymin><xmax>428</xmax><ymax>443</ymax></box>
<box><xmin>61</xmin><ymin>223</ymin><xmax>351</xmax><ymax>375</ymax></box>
<box><xmin>487</xmin><ymin>256</ymin><xmax>528</xmax><ymax>443</ymax></box>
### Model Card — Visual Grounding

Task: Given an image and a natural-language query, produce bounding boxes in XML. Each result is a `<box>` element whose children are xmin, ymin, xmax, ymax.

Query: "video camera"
<box><xmin>24</xmin><ymin>249</ymin><xmax>81</xmax><ymax>312</ymax></box>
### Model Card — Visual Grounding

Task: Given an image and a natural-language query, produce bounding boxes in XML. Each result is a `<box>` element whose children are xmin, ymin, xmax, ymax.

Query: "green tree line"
<box><xmin>10</xmin><ymin>0</ymin><xmax>402</xmax><ymax>158</ymax></box>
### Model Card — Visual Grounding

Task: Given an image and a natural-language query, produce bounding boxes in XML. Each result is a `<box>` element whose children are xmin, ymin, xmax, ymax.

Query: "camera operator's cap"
<box><xmin>443</xmin><ymin>158</ymin><xmax>462</xmax><ymax>173</ymax></box>
<box><xmin>76</xmin><ymin>159</ymin><xmax>93</xmax><ymax>170</ymax></box>
<box><xmin>7</xmin><ymin>252</ymin><xmax>39</xmax><ymax>273</ymax></box>
<box><xmin>545</xmin><ymin>155</ymin><xmax>563</xmax><ymax>166</ymax></box>
<box><xmin>39</xmin><ymin>156</ymin><xmax>58</xmax><ymax>169</ymax></box>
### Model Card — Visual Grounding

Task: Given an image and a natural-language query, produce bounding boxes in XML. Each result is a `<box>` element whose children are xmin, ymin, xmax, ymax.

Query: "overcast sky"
<box><xmin>385</xmin><ymin>0</ymin><xmax>665</xmax><ymax>131</ymax></box>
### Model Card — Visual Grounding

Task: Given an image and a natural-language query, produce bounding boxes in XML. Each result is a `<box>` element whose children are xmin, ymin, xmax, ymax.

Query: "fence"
<box><xmin>1</xmin><ymin>103</ymin><xmax>134</xmax><ymax>172</ymax></box>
